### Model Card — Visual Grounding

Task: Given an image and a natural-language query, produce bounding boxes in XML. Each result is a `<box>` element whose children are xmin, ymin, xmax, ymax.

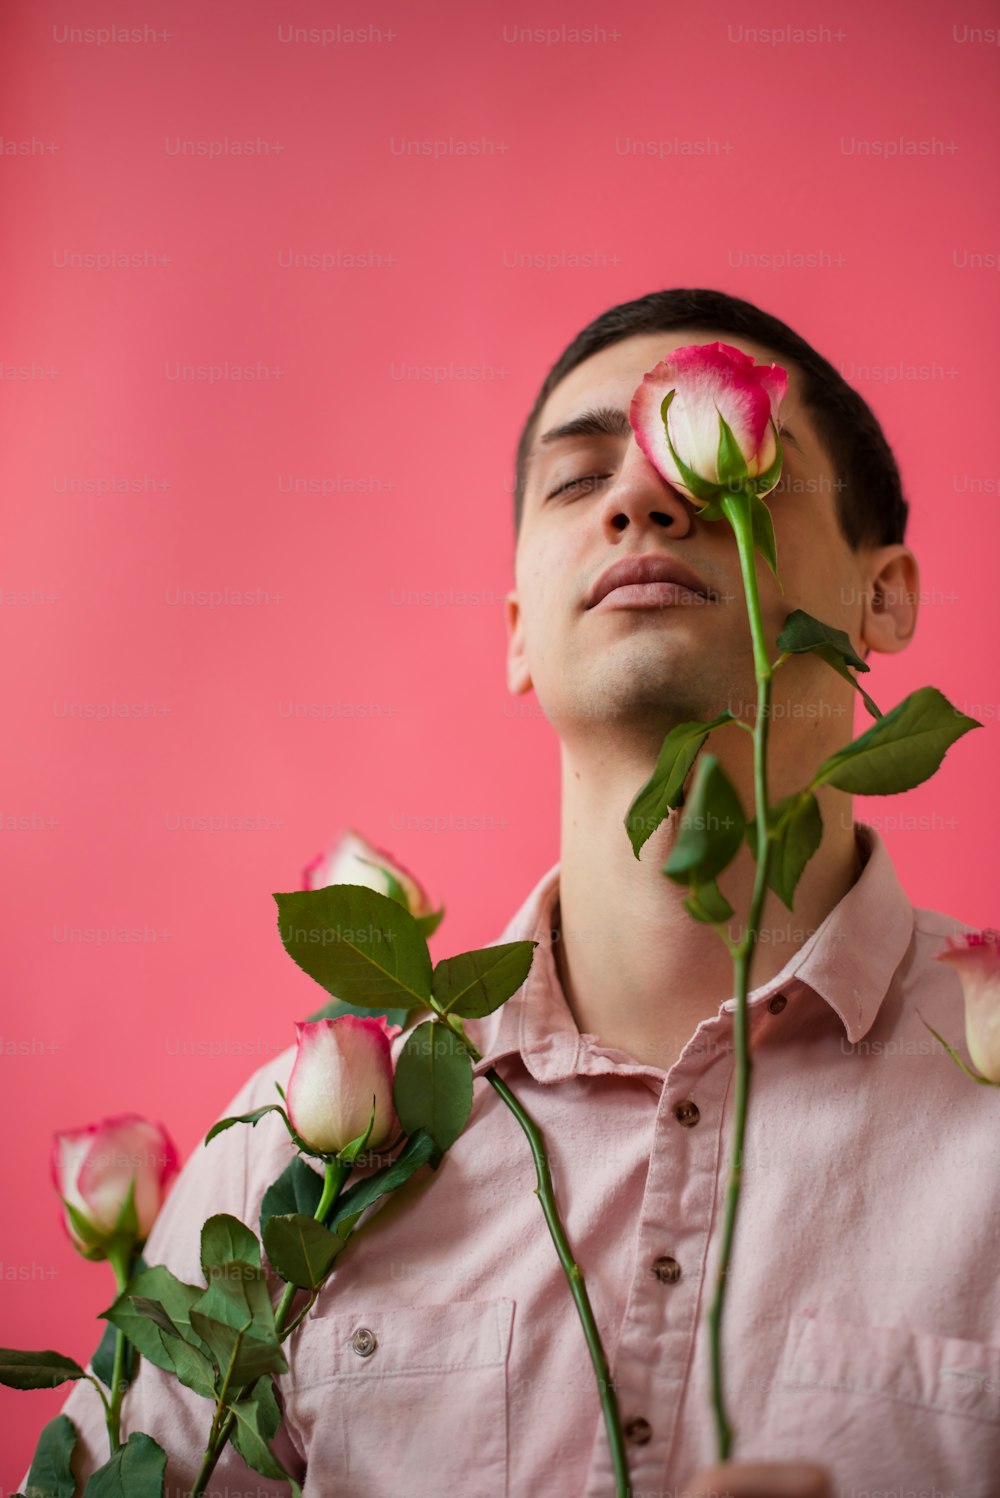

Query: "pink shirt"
<box><xmin>38</xmin><ymin>822</ymin><xmax>1000</xmax><ymax>1497</ymax></box>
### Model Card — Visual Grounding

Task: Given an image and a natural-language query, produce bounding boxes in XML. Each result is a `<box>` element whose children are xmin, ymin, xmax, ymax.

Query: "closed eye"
<box><xmin>546</xmin><ymin>472</ymin><xmax>614</xmax><ymax>500</ymax></box>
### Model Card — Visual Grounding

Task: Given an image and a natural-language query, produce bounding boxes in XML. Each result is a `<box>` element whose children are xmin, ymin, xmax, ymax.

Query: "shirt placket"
<box><xmin>579</xmin><ymin>1008</ymin><xmax>736</xmax><ymax>1498</ymax></box>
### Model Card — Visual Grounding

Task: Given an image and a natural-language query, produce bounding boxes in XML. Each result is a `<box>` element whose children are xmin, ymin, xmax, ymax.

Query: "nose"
<box><xmin>598</xmin><ymin>437</ymin><xmax>696</xmax><ymax>537</ymax></box>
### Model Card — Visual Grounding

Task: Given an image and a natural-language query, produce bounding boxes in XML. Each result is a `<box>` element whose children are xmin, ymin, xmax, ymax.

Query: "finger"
<box><xmin>683</xmin><ymin>1460</ymin><xmax>832</xmax><ymax>1498</ymax></box>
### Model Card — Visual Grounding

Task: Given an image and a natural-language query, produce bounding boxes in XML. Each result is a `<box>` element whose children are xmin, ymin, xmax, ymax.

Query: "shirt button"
<box><xmin>674</xmin><ymin>1099</ymin><xmax>700</xmax><ymax>1127</ymax></box>
<box><xmin>768</xmin><ymin>993</ymin><xmax>787</xmax><ymax>1014</ymax></box>
<box><xmin>350</xmin><ymin>1327</ymin><xmax>378</xmax><ymax>1357</ymax></box>
<box><xmin>651</xmin><ymin>1255</ymin><xmax>681</xmax><ymax>1284</ymax></box>
<box><xmin>625</xmin><ymin>1417</ymin><xmax>653</xmax><ymax>1445</ymax></box>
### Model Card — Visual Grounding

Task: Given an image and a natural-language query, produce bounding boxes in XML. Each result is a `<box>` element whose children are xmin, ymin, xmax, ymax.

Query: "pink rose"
<box><xmin>629</xmin><ymin>341</ymin><xmax>788</xmax><ymax>505</ymax></box>
<box><xmin>52</xmin><ymin>1113</ymin><xmax>179</xmax><ymax>1257</ymax></box>
<box><xmin>935</xmin><ymin>929</ymin><xmax>1000</xmax><ymax>1083</ymax></box>
<box><xmin>286</xmin><ymin>1015</ymin><xmax>402</xmax><ymax>1156</ymax></box>
<box><xmin>303</xmin><ymin>828</ymin><xmax>434</xmax><ymax>920</ymax></box>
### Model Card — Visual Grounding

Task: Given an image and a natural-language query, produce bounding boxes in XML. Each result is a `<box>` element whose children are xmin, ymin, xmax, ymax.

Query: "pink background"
<box><xmin>2</xmin><ymin>0</ymin><xmax>998</xmax><ymax>1483</ymax></box>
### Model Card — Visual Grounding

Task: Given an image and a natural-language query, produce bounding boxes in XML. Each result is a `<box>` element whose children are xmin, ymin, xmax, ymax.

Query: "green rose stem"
<box><xmin>432</xmin><ymin>1007</ymin><xmax>632</xmax><ymax>1498</ymax></box>
<box><xmin>709</xmin><ymin>488</ymin><xmax>778</xmax><ymax>1461</ymax></box>
<box><xmin>188</xmin><ymin>1156</ymin><xmax>351</xmax><ymax>1498</ymax></box>
<box><xmin>486</xmin><ymin>1067</ymin><xmax>631</xmax><ymax>1497</ymax></box>
<box><xmin>103</xmin><ymin>1238</ymin><xmax>138</xmax><ymax>1452</ymax></box>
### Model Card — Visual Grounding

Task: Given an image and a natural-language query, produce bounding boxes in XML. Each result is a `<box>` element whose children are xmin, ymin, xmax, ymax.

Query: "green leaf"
<box><xmin>415</xmin><ymin>906</ymin><xmax>445</xmax><ymax>939</ymax></box>
<box><xmin>208</xmin><ymin>1077</ymin><xmax>387</xmax><ymax>1169</ymax></box>
<box><xmin>625</xmin><ymin>713</ymin><xmax>737</xmax><ymax>858</ymax></box>
<box><xmin>748</xmin><ymin>791</ymin><xmax>824</xmax><ymax>911</ymax></box>
<box><xmin>204</xmin><ymin>1103</ymin><xmax>288</xmax><ymax>1147</ymax></box>
<box><xmin>694</xmin><ymin>497</ymin><xmax>726</xmax><ymax>521</ymax></box>
<box><xmin>191</xmin><ymin>1319</ymin><xmax>288</xmax><ymax>1388</ymax></box>
<box><xmin>188</xmin><ymin>1274</ymin><xmax>252</xmax><ymax>1340</ymax></box>
<box><xmin>305</xmin><ymin>997</ymin><xmax>417</xmax><ymax>1027</ymax></box>
<box><xmin>127</xmin><ymin>1297</ymin><xmax>181</xmax><ymax>1340</ymax></box>
<box><xmin>392</xmin><ymin>1021</ymin><xmax>474</xmax><ymax>1154</ymax></box>
<box><xmin>918</xmin><ymin>1015</ymin><xmax>999</xmax><ymax>1086</ymax></box>
<box><xmin>187</xmin><ymin>1275</ymin><xmax>288</xmax><ymax>1388</ymax></box>
<box><xmin>431</xmin><ymin>941</ymin><xmax>537</xmax><ymax>1019</ymax></box>
<box><xmin>715</xmin><ymin>409</ymin><xmax>749</xmax><ymax>487</ymax></box>
<box><xmin>274</xmin><ymin>883</ymin><xmax>433</xmax><ymax>1011</ymax></box>
<box><xmin>337</xmin><ymin>1108</ymin><xmax>408</xmax><ymax>1169</ymax></box>
<box><xmin>59</xmin><ymin>1197</ymin><xmax>107</xmax><ymax>1256</ymax></box>
<box><xmin>814</xmin><ymin>645</ymin><xmax>883</xmax><ymax>720</ymax></box>
<box><xmin>229</xmin><ymin>1375</ymin><xmax>301</xmax><ymax>1492</ymax></box>
<box><xmin>83</xmin><ymin>1431</ymin><xmax>166</xmax><ymax>1497</ymax></box>
<box><xmin>682</xmin><ymin>880</ymin><xmax>735</xmax><ymax>925</ymax></box>
<box><xmin>161</xmin><ymin>1332</ymin><xmax>217</xmax><ymax>1401</ymax></box>
<box><xmin>101</xmin><ymin>1266</ymin><xmax>207</xmax><ymax>1375</ymax></box>
<box><xmin>57</xmin><ymin>1187</ymin><xmax>140</xmax><ymax>1267</ymax></box>
<box><xmin>190</xmin><ymin>1263</ymin><xmax>277</xmax><ymax>1341</ymax></box>
<box><xmin>749</xmin><ymin>492</ymin><xmax>780</xmax><ymax>584</ymax></box>
<box><xmin>201</xmin><ymin>1215</ymin><xmax>261</xmax><ymax>1279</ymax></box>
<box><xmin>336</xmin><ymin>1096</ymin><xmax>379</xmax><ymax>1166</ymax></box>
<box><xmin>259</xmin><ymin>1156</ymin><xmax>325</xmax><ymax>1239</ymax></box>
<box><xmin>109</xmin><ymin>1176</ymin><xmax>139</xmax><ymax>1243</ymax></box>
<box><xmin>24</xmin><ymin>1414</ymin><xmax>78</xmax><ymax>1498</ymax></box>
<box><xmin>681</xmin><ymin>498</ymin><xmax>720</xmax><ymax>524</ymax></box>
<box><xmin>106</xmin><ymin>1295</ymin><xmax>213</xmax><ymax>1400</ymax></box>
<box><xmin>663</xmin><ymin>754</ymin><xmax>746</xmax><ymax>886</ymax></box>
<box><xmin>809</xmin><ymin>686</ymin><xmax>982</xmax><ymax>796</ymax></box>
<box><xmin>329</xmin><ymin>1129</ymin><xmax>439</xmax><ymax>1235</ymax></box>
<box><xmin>230</xmin><ymin>1337</ymin><xmax>289</xmax><ymax>1387</ymax></box>
<box><xmin>775</xmin><ymin>608</ymin><xmax>881</xmax><ymax>718</ymax></box>
<box><xmin>777</xmin><ymin>608</ymin><xmax>868</xmax><ymax>672</ymax></box>
<box><xmin>262</xmin><ymin>1214</ymin><xmax>346</xmax><ymax>1290</ymax></box>
<box><xmin>0</xmin><ymin>1348</ymin><xmax>88</xmax><ymax>1391</ymax></box>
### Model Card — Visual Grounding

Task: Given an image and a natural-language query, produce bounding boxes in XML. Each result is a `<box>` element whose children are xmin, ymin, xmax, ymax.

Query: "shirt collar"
<box><xmin>469</xmin><ymin>821</ymin><xmax>914</xmax><ymax>1085</ymax></box>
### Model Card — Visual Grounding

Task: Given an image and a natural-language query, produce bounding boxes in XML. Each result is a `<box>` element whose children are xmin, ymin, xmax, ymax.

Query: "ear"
<box><xmin>859</xmin><ymin>545</ymin><xmax>919</xmax><ymax>659</ymax></box>
<box><xmin>504</xmin><ymin>589</ymin><xmax>533</xmax><ymax>695</ymax></box>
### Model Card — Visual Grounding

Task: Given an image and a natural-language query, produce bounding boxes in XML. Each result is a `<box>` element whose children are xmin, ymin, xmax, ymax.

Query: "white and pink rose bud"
<box><xmin>935</xmin><ymin>928</ymin><xmax>1000</xmax><ymax>1084</ymax></box>
<box><xmin>287</xmin><ymin>1015</ymin><xmax>402</xmax><ymax>1156</ymax></box>
<box><xmin>303</xmin><ymin>828</ymin><xmax>435</xmax><ymax>921</ymax></box>
<box><xmin>629</xmin><ymin>341</ymin><xmax>788</xmax><ymax>506</ymax></box>
<box><xmin>52</xmin><ymin>1113</ymin><xmax>179</xmax><ymax>1258</ymax></box>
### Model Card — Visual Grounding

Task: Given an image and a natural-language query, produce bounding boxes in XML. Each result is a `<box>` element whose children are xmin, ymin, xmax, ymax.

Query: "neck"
<box><xmin>552</xmin><ymin>721</ymin><xmax>862</xmax><ymax>1072</ymax></box>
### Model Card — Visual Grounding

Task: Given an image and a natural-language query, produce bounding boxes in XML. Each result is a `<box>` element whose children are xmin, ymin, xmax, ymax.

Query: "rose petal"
<box><xmin>287</xmin><ymin>1016</ymin><xmax>400</xmax><ymax>1154</ymax></box>
<box><xmin>303</xmin><ymin>828</ymin><xmax>433</xmax><ymax>918</ymax></box>
<box><xmin>936</xmin><ymin>930</ymin><xmax>1000</xmax><ymax>1083</ymax></box>
<box><xmin>630</xmin><ymin>342</ymin><xmax>789</xmax><ymax>501</ymax></box>
<box><xmin>53</xmin><ymin>1113</ymin><xmax>179</xmax><ymax>1245</ymax></box>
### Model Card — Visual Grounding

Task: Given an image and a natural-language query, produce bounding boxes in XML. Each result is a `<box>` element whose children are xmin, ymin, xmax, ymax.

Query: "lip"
<box><xmin>586</xmin><ymin>554</ymin><xmax>716</xmax><ymax>610</ymax></box>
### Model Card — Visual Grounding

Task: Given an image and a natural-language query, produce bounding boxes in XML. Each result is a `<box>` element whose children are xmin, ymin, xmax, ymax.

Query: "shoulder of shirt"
<box><xmin>895</xmin><ymin>901</ymin><xmax>976</xmax><ymax>987</ymax></box>
<box><xmin>212</xmin><ymin>1040</ymin><xmax>300</xmax><ymax>1120</ymax></box>
<box><xmin>904</xmin><ymin>902</ymin><xmax>977</xmax><ymax>980</ymax></box>
<box><xmin>910</xmin><ymin>904</ymin><xmax>974</xmax><ymax>940</ymax></box>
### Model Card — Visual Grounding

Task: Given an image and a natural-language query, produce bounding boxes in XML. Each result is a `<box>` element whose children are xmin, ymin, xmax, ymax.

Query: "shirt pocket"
<box><xmin>760</xmin><ymin>1309</ymin><xmax>1000</xmax><ymax>1496</ymax></box>
<box><xmin>281</xmin><ymin>1296</ymin><xmax>515</xmax><ymax>1498</ymax></box>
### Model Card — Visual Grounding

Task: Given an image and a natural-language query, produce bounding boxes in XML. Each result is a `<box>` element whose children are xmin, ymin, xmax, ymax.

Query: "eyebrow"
<box><xmin>530</xmin><ymin>405</ymin><xmax>632</xmax><ymax>463</ymax></box>
<box><xmin>528</xmin><ymin>403</ymin><xmax>803</xmax><ymax>468</ymax></box>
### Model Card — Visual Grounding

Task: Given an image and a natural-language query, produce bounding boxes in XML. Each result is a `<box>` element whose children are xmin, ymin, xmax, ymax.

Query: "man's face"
<box><xmin>505</xmin><ymin>329</ymin><xmax>877</xmax><ymax>740</ymax></box>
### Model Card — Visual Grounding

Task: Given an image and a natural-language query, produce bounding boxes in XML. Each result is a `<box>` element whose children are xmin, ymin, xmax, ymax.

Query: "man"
<box><xmin>35</xmin><ymin>289</ymin><xmax>998</xmax><ymax>1498</ymax></box>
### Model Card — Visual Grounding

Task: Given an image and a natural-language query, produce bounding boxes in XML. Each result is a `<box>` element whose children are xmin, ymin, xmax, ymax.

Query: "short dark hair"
<box><xmin>512</xmin><ymin>287</ymin><xmax>908</xmax><ymax>552</ymax></box>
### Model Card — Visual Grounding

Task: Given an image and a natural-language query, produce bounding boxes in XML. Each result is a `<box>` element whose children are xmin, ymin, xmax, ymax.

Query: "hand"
<box><xmin>683</xmin><ymin>1460</ymin><xmax>831</xmax><ymax>1498</ymax></box>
